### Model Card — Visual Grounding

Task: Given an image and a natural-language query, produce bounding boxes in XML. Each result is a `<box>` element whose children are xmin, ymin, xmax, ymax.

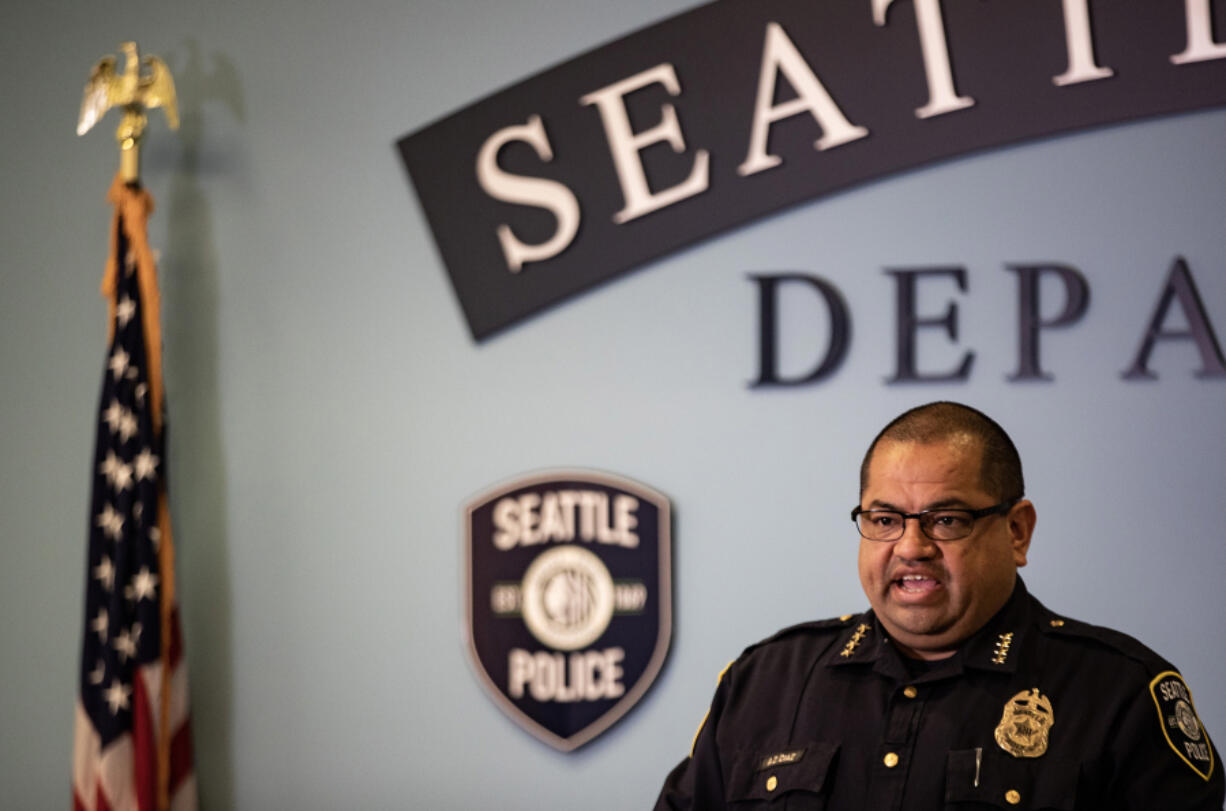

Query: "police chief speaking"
<box><xmin>655</xmin><ymin>401</ymin><xmax>1223</xmax><ymax>810</ymax></box>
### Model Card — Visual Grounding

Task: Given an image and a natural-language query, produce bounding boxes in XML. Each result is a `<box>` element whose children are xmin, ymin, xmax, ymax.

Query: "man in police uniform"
<box><xmin>656</xmin><ymin>402</ymin><xmax>1223</xmax><ymax>810</ymax></box>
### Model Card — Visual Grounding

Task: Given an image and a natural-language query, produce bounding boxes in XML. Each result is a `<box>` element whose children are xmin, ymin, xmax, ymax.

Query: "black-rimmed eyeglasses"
<box><xmin>850</xmin><ymin>500</ymin><xmax>1017</xmax><ymax>541</ymax></box>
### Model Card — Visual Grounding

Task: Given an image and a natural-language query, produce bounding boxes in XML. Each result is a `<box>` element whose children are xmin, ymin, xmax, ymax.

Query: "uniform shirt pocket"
<box><xmin>944</xmin><ymin>747</ymin><xmax>1078</xmax><ymax>810</ymax></box>
<box><xmin>725</xmin><ymin>741</ymin><xmax>839</xmax><ymax>806</ymax></box>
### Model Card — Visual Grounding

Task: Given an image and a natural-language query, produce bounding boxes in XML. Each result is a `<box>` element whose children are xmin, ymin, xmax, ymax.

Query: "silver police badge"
<box><xmin>464</xmin><ymin>470</ymin><xmax>672</xmax><ymax>751</ymax></box>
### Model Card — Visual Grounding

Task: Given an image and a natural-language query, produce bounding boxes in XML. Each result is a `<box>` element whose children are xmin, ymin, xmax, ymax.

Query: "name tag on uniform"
<box><xmin>758</xmin><ymin>749</ymin><xmax>806</xmax><ymax>770</ymax></box>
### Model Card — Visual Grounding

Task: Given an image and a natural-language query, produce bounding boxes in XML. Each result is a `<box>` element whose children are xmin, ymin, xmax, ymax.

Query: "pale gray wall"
<box><xmin>3</xmin><ymin>1</ymin><xmax>1224</xmax><ymax>808</ymax></box>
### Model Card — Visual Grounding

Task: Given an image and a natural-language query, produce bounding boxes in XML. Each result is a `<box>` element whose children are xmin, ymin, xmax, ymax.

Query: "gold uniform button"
<box><xmin>766</xmin><ymin>775</ymin><xmax>778</xmax><ymax>792</ymax></box>
<box><xmin>883</xmin><ymin>752</ymin><xmax>899</xmax><ymax>768</ymax></box>
<box><xmin>1005</xmin><ymin>789</ymin><xmax>1021</xmax><ymax>804</ymax></box>
<box><xmin>903</xmin><ymin>685</ymin><xmax>918</xmax><ymax>699</ymax></box>
<box><xmin>839</xmin><ymin>614</ymin><xmax>853</xmax><ymax>621</ymax></box>
<box><xmin>1050</xmin><ymin>619</ymin><xmax>1065</xmax><ymax>627</ymax></box>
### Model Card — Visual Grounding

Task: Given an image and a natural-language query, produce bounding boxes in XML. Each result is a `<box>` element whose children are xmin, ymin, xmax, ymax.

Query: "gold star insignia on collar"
<box><xmin>840</xmin><ymin>624</ymin><xmax>871</xmax><ymax>658</ymax></box>
<box><xmin>991</xmin><ymin>632</ymin><xmax>1015</xmax><ymax>665</ymax></box>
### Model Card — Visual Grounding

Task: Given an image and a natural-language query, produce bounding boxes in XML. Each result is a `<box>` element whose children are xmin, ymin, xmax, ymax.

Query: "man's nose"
<box><xmin>893</xmin><ymin>516</ymin><xmax>937</xmax><ymax>559</ymax></box>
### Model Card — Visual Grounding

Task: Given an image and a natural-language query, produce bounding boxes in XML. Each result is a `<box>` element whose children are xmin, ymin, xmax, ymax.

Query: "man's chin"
<box><xmin>880</xmin><ymin>604</ymin><xmax>955</xmax><ymax>641</ymax></box>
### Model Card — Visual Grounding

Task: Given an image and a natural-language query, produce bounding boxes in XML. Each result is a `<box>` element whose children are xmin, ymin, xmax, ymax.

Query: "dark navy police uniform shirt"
<box><xmin>656</xmin><ymin>579</ymin><xmax>1224</xmax><ymax>810</ymax></box>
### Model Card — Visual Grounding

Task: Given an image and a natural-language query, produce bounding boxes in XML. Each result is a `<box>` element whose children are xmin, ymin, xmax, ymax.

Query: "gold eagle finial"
<box><xmin>78</xmin><ymin>42</ymin><xmax>179</xmax><ymax>182</ymax></box>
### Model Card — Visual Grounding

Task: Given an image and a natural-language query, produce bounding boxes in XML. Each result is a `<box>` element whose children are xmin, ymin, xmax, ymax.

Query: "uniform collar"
<box><xmin>828</xmin><ymin>577</ymin><xmax>1033</xmax><ymax>678</ymax></box>
<box><xmin>959</xmin><ymin>577</ymin><xmax>1032</xmax><ymax>674</ymax></box>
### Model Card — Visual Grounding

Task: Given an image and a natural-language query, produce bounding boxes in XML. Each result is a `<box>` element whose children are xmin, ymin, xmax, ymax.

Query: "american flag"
<box><xmin>73</xmin><ymin>179</ymin><xmax>196</xmax><ymax>811</ymax></box>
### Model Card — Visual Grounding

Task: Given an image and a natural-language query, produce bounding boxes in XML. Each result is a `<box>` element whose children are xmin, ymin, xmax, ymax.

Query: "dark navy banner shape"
<box><xmin>399</xmin><ymin>0</ymin><xmax>1226</xmax><ymax>340</ymax></box>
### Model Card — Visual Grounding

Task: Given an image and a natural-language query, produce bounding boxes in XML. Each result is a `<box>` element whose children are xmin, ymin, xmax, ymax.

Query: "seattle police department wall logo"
<box><xmin>464</xmin><ymin>470</ymin><xmax>672</xmax><ymax>751</ymax></box>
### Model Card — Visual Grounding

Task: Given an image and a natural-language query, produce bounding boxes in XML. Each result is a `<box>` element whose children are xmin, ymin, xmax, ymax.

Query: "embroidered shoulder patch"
<box><xmin>1150</xmin><ymin>671</ymin><xmax>1214</xmax><ymax>781</ymax></box>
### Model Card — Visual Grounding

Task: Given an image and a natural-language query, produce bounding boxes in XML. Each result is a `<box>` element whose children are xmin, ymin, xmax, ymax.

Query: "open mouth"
<box><xmin>892</xmin><ymin>574</ymin><xmax>942</xmax><ymax>595</ymax></box>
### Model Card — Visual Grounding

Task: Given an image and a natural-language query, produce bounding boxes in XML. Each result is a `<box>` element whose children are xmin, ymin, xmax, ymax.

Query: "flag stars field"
<box><xmin>107</xmin><ymin>347</ymin><xmax>130</xmax><ymax>380</ymax></box>
<box><xmin>112</xmin><ymin>624</ymin><xmax>139</xmax><ymax>663</ymax></box>
<box><xmin>93</xmin><ymin>556</ymin><xmax>115</xmax><ymax>591</ymax></box>
<box><xmin>101</xmin><ymin>400</ymin><xmax>124</xmax><ymax>433</ymax></box>
<box><xmin>125</xmin><ymin>567</ymin><xmax>158</xmax><ymax>602</ymax></box>
<box><xmin>133</xmin><ymin>448</ymin><xmax>158</xmax><ymax>481</ymax></box>
<box><xmin>115</xmin><ymin>296</ymin><xmax>135</xmax><ymax>327</ymax></box>
<box><xmin>116</xmin><ymin>410</ymin><xmax>139</xmax><ymax>442</ymax></box>
<box><xmin>99</xmin><ymin>450</ymin><xmax>134</xmax><ymax>492</ymax></box>
<box><xmin>91</xmin><ymin>609</ymin><xmax>108</xmax><ymax>641</ymax></box>
<box><xmin>102</xmin><ymin>679</ymin><xmax>131</xmax><ymax>715</ymax></box>
<box><xmin>96</xmin><ymin>503</ymin><xmax>124</xmax><ymax>540</ymax></box>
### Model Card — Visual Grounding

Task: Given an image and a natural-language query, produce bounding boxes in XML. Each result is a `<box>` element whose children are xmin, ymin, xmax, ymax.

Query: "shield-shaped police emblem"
<box><xmin>464</xmin><ymin>469</ymin><xmax>672</xmax><ymax>751</ymax></box>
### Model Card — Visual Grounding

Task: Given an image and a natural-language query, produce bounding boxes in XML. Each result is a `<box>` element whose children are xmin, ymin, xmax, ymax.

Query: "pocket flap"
<box><xmin>945</xmin><ymin>748</ymin><xmax>1077</xmax><ymax>810</ymax></box>
<box><xmin>727</xmin><ymin>741</ymin><xmax>839</xmax><ymax>803</ymax></box>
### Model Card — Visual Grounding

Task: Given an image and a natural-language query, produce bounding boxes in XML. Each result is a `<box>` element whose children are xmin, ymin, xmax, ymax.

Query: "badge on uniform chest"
<box><xmin>995</xmin><ymin>688</ymin><xmax>1055</xmax><ymax>758</ymax></box>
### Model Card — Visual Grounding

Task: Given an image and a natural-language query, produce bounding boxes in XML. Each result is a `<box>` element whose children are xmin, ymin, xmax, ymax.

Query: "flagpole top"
<box><xmin>78</xmin><ymin>42</ymin><xmax>179</xmax><ymax>184</ymax></box>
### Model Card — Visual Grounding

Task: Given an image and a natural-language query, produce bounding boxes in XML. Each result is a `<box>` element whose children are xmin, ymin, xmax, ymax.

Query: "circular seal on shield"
<box><xmin>521</xmin><ymin>545</ymin><xmax>616</xmax><ymax>651</ymax></box>
<box><xmin>1176</xmin><ymin>700</ymin><xmax>1203</xmax><ymax>741</ymax></box>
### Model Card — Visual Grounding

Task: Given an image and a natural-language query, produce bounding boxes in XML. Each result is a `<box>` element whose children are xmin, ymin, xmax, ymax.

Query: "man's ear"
<box><xmin>1008</xmin><ymin>500</ymin><xmax>1036</xmax><ymax>567</ymax></box>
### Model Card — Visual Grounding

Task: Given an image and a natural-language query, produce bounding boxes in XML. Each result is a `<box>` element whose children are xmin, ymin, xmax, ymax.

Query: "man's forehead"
<box><xmin>872</xmin><ymin>431</ymin><xmax>978</xmax><ymax>456</ymax></box>
<box><xmin>865</xmin><ymin>436</ymin><xmax>984</xmax><ymax>485</ymax></box>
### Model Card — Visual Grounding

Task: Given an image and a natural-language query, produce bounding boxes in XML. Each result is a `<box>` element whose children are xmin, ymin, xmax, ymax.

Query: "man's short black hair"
<box><xmin>859</xmin><ymin>401</ymin><xmax>1024</xmax><ymax>501</ymax></box>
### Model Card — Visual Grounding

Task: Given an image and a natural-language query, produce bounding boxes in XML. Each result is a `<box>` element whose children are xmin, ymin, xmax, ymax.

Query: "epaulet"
<box><xmin>741</xmin><ymin>613</ymin><xmax>862</xmax><ymax>656</ymax></box>
<box><xmin>1036</xmin><ymin>607</ymin><xmax>1174</xmax><ymax>673</ymax></box>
